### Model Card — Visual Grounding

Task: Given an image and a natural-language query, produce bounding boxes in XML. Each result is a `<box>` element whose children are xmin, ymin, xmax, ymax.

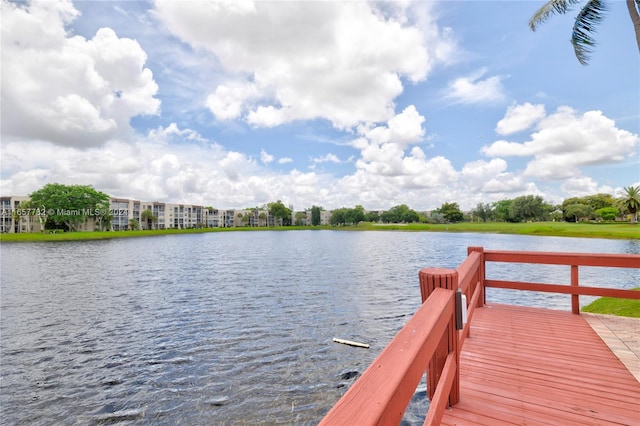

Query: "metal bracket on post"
<box><xmin>455</xmin><ymin>289</ymin><xmax>463</xmax><ymax>330</ymax></box>
<box><xmin>455</xmin><ymin>289</ymin><xmax>467</xmax><ymax>330</ymax></box>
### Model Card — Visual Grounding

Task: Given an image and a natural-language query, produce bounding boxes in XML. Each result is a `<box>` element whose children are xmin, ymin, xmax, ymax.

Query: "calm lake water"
<box><xmin>1</xmin><ymin>231</ymin><xmax>638</xmax><ymax>425</ymax></box>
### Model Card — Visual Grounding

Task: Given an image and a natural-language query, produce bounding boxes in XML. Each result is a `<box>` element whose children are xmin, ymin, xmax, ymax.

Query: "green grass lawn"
<box><xmin>582</xmin><ymin>288</ymin><xmax>640</xmax><ymax>318</ymax></box>
<box><xmin>0</xmin><ymin>226</ymin><xmax>314</xmax><ymax>242</ymax></box>
<box><xmin>0</xmin><ymin>221</ymin><xmax>638</xmax><ymax>242</ymax></box>
<box><xmin>366</xmin><ymin>221</ymin><xmax>639</xmax><ymax>239</ymax></box>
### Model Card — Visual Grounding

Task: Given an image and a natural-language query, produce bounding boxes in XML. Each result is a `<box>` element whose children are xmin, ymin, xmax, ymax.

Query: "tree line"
<box><xmin>12</xmin><ymin>183</ymin><xmax>640</xmax><ymax>232</ymax></box>
<box><xmin>473</xmin><ymin>188</ymin><xmax>639</xmax><ymax>224</ymax></box>
<box><xmin>328</xmin><ymin>187</ymin><xmax>640</xmax><ymax>225</ymax></box>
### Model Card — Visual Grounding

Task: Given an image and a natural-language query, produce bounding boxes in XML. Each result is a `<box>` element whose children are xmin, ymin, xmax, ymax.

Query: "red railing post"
<box><xmin>419</xmin><ymin>268</ymin><xmax>460</xmax><ymax>405</ymax></box>
<box><xmin>571</xmin><ymin>265</ymin><xmax>579</xmax><ymax>314</ymax></box>
<box><xmin>468</xmin><ymin>246</ymin><xmax>485</xmax><ymax>307</ymax></box>
<box><xmin>448</xmin><ymin>299</ymin><xmax>460</xmax><ymax>406</ymax></box>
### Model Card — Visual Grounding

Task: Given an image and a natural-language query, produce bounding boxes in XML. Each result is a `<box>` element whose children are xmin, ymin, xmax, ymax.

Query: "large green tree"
<box><xmin>329</xmin><ymin>206</ymin><xmax>365</xmax><ymax>226</ymax></box>
<box><xmin>560</xmin><ymin>193</ymin><xmax>616</xmax><ymax>221</ymax></box>
<box><xmin>365</xmin><ymin>211</ymin><xmax>380</xmax><ymax>223</ymax></box>
<box><xmin>434</xmin><ymin>202</ymin><xmax>464</xmax><ymax>223</ymax></box>
<box><xmin>380</xmin><ymin>204</ymin><xmax>420</xmax><ymax>223</ymax></box>
<box><xmin>310</xmin><ymin>206</ymin><xmax>322</xmax><ymax>226</ymax></box>
<box><xmin>529</xmin><ymin>0</ymin><xmax>640</xmax><ymax>65</ymax></box>
<box><xmin>584</xmin><ymin>193</ymin><xmax>615</xmax><ymax>211</ymax></box>
<box><xmin>29</xmin><ymin>183</ymin><xmax>110</xmax><ymax>231</ymax></box>
<box><xmin>492</xmin><ymin>199</ymin><xmax>513</xmax><ymax>222</ymax></box>
<box><xmin>618</xmin><ymin>185</ymin><xmax>640</xmax><ymax>223</ymax></box>
<box><xmin>472</xmin><ymin>203</ymin><xmax>493</xmax><ymax>223</ymax></box>
<box><xmin>345</xmin><ymin>205</ymin><xmax>366</xmax><ymax>226</ymax></box>
<box><xmin>509</xmin><ymin>195</ymin><xmax>550</xmax><ymax>222</ymax></box>
<box><xmin>329</xmin><ymin>208</ymin><xmax>348</xmax><ymax>226</ymax></box>
<box><xmin>594</xmin><ymin>206</ymin><xmax>619</xmax><ymax>221</ymax></box>
<box><xmin>564</xmin><ymin>203</ymin><xmax>593</xmax><ymax>222</ymax></box>
<box><xmin>268</xmin><ymin>200</ymin><xmax>292</xmax><ymax>226</ymax></box>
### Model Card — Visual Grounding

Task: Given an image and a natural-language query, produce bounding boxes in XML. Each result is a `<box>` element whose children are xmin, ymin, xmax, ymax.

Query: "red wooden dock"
<box><xmin>441</xmin><ymin>303</ymin><xmax>639</xmax><ymax>425</ymax></box>
<box><xmin>320</xmin><ymin>248</ymin><xmax>640</xmax><ymax>425</ymax></box>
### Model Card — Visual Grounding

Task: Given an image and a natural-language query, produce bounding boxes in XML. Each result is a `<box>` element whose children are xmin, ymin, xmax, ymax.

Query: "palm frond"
<box><xmin>529</xmin><ymin>0</ymin><xmax>583</xmax><ymax>31</ymax></box>
<box><xmin>572</xmin><ymin>0</ymin><xmax>606</xmax><ymax>64</ymax></box>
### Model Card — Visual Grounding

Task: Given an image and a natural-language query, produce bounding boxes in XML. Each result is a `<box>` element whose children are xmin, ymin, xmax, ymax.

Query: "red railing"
<box><xmin>319</xmin><ymin>247</ymin><xmax>640</xmax><ymax>425</ymax></box>
<box><xmin>482</xmin><ymin>249</ymin><xmax>640</xmax><ymax>313</ymax></box>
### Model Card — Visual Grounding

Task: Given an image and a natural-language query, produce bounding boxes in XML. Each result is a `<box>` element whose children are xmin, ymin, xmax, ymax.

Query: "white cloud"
<box><xmin>483</xmin><ymin>107</ymin><xmax>639</xmax><ymax>180</ymax></box>
<box><xmin>480</xmin><ymin>140</ymin><xmax>526</xmax><ymax>157</ymax></box>
<box><xmin>219</xmin><ymin>151</ymin><xmax>255</xmax><ymax>181</ymax></box>
<box><xmin>312</xmin><ymin>154</ymin><xmax>342</xmax><ymax>164</ymax></box>
<box><xmin>278</xmin><ymin>157</ymin><xmax>293</xmax><ymax>164</ymax></box>
<box><xmin>351</xmin><ymin>106</ymin><xmax>436</xmax><ymax>181</ymax></box>
<box><xmin>495</xmin><ymin>102</ymin><xmax>546</xmax><ymax>135</ymax></box>
<box><xmin>461</xmin><ymin>158</ymin><xmax>507</xmax><ymax>181</ymax></box>
<box><xmin>458</xmin><ymin>158</ymin><xmax>536</xmax><ymax>198</ymax></box>
<box><xmin>260</xmin><ymin>149</ymin><xmax>274</xmax><ymax>165</ymax></box>
<box><xmin>357</xmin><ymin>105</ymin><xmax>426</xmax><ymax>147</ymax></box>
<box><xmin>1</xmin><ymin>0</ymin><xmax>160</xmax><ymax>147</ymax></box>
<box><xmin>153</xmin><ymin>0</ymin><xmax>455</xmax><ymax>129</ymax></box>
<box><xmin>206</xmin><ymin>83</ymin><xmax>256</xmax><ymax>121</ymax></box>
<box><xmin>149</xmin><ymin>122</ymin><xmax>206</xmax><ymax>143</ymax></box>
<box><xmin>1</xmin><ymin>116</ymin><xmax>517</xmax><ymax>212</ymax></box>
<box><xmin>481</xmin><ymin>175</ymin><xmax>531</xmax><ymax>194</ymax></box>
<box><xmin>0</xmin><ymin>124</ymin><xmax>344</xmax><ymax>209</ymax></box>
<box><xmin>561</xmin><ymin>177</ymin><xmax>614</xmax><ymax>197</ymax></box>
<box><xmin>445</xmin><ymin>67</ymin><xmax>507</xmax><ymax>105</ymax></box>
<box><xmin>338</xmin><ymin>106</ymin><xmax>459</xmax><ymax>204</ymax></box>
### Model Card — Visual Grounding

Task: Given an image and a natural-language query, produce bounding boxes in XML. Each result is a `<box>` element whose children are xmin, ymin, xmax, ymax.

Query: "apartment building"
<box><xmin>111</xmin><ymin>198</ymin><xmax>141</xmax><ymax>230</ymax></box>
<box><xmin>2</xmin><ymin>193</ymin><xmax>382</xmax><ymax>233</ymax></box>
<box><xmin>0</xmin><ymin>196</ymin><xmax>42</xmax><ymax>233</ymax></box>
<box><xmin>122</xmin><ymin>200</ymin><xmax>211</xmax><ymax>230</ymax></box>
<box><xmin>0</xmin><ymin>195</ymin><xmax>295</xmax><ymax>233</ymax></box>
<box><xmin>292</xmin><ymin>209</ymin><xmax>332</xmax><ymax>226</ymax></box>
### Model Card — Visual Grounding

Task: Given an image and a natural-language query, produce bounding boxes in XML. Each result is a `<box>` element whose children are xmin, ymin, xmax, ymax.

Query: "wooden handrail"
<box><xmin>485</xmin><ymin>280</ymin><xmax>640</xmax><ymax>299</ymax></box>
<box><xmin>456</xmin><ymin>247</ymin><xmax>484</xmax><ymax>346</ymax></box>
<box><xmin>484</xmin><ymin>250</ymin><xmax>640</xmax><ymax>268</ymax></box>
<box><xmin>456</xmin><ymin>250</ymin><xmax>482</xmax><ymax>294</ymax></box>
<box><xmin>483</xmin><ymin>249</ymin><xmax>640</xmax><ymax>313</ymax></box>
<box><xmin>319</xmin><ymin>288</ymin><xmax>457</xmax><ymax>425</ymax></box>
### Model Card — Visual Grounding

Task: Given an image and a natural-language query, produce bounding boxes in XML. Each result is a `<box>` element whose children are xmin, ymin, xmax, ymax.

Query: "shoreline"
<box><xmin>1</xmin><ymin>221</ymin><xmax>638</xmax><ymax>242</ymax></box>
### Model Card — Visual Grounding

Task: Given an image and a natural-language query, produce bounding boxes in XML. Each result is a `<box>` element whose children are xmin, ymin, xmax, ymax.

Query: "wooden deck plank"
<box><xmin>440</xmin><ymin>304</ymin><xmax>640</xmax><ymax>425</ymax></box>
<box><xmin>459</xmin><ymin>365</ymin><xmax>639</xmax><ymax>404</ymax></box>
<box><xmin>442</xmin><ymin>392</ymin><xmax>612</xmax><ymax>426</ymax></box>
<box><xmin>443</xmin><ymin>392</ymin><xmax>612</xmax><ymax>426</ymax></box>
<box><xmin>461</xmin><ymin>378</ymin><xmax>638</xmax><ymax>424</ymax></box>
<box><xmin>461</xmin><ymin>349</ymin><xmax>640</xmax><ymax>388</ymax></box>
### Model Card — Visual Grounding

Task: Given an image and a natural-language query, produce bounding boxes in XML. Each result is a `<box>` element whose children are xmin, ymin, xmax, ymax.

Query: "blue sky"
<box><xmin>1</xmin><ymin>0</ymin><xmax>638</xmax><ymax>211</ymax></box>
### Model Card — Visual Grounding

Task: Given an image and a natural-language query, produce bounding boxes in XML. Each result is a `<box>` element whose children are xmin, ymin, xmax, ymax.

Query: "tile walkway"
<box><xmin>583</xmin><ymin>313</ymin><xmax>640</xmax><ymax>382</ymax></box>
